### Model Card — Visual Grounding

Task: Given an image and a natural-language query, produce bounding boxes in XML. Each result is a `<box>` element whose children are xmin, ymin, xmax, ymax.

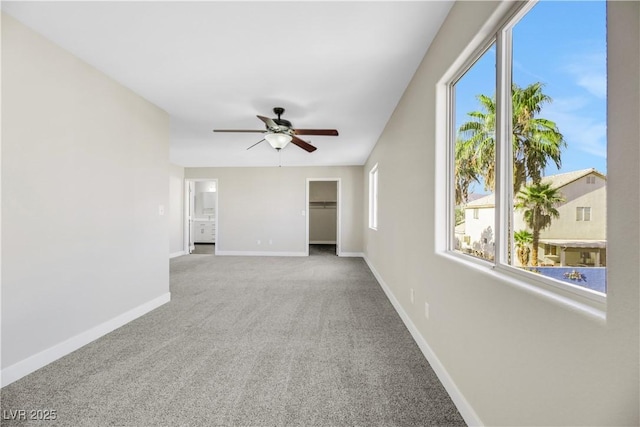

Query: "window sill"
<box><xmin>437</xmin><ymin>251</ymin><xmax>607</xmax><ymax>323</ymax></box>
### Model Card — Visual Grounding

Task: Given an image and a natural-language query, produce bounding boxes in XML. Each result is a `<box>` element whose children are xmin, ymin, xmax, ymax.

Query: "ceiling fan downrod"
<box><xmin>273</xmin><ymin>107</ymin><xmax>285</xmax><ymax>119</ymax></box>
<box><xmin>272</xmin><ymin>107</ymin><xmax>292</xmax><ymax>129</ymax></box>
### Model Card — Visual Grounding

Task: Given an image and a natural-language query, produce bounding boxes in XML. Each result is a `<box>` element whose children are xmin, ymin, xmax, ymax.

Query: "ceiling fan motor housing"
<box><xmin>273</xmin><ymin>118</ymin><xmax>292</xmax><ymax>129</ymax></box>
<box><xmin>272</xmin><ymin>107</ymin><xmax>292</xmax><ymax>132</ymax></box>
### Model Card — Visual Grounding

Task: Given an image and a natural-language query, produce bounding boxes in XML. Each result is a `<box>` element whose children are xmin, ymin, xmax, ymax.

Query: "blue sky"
<box><xmin>455</xmin><ymin>1</ymin><xmax>607</xmax><ymax>188</ymax></box>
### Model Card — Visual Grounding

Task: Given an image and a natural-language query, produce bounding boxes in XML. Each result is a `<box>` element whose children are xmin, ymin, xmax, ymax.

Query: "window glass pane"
<box><xmin>452</xmin><ymin>45</ymin><xmax>496</xmax><ymax>261</ymax></box>
<box><xmin>510</xmin><ymin>2</ymin><xmax>607</xmax><ymax>294</ymax></box>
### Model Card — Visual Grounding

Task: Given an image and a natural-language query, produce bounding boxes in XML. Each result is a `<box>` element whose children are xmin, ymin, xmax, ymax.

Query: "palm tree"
<box><xmin>511</xmin><ymin>82</ymin><xmax>565</xmax><ymax>188</ymax></box>
<box><xmin>456</xmin><ymin>94</ymin><xmax>496</xmax><ymax>198</ymax></box>
<box><xmin>514</xmin><ymin>183</ymin><xmax>565</xmax><ymax>266</ymax></box>
<box><xmin>454</xmin><ymin>138</ymin><xmax>481</xmax><ymax>205</ymax></box>
<box><xmin>513</xmin><ymin>229</ymin><xmax>533</xmax><ymax>267</ymax></box>
<box><xmin>456</xmin><ymin>82</ymin><xmax>565</xmax><ymax>198</ymax></box>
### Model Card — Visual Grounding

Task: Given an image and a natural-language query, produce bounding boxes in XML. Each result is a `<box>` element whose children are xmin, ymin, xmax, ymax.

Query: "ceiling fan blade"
<box><xmin>213</xmin><ymin>129</ymin><xmax>265</xmax><ymax>133</ymax></box>
<box><xmin>294</xmin><ymin>129</ymin><xmax>339</xmax><ymax>136</ymax></box>
<box><xmin>246</xmin><ymin>139</ymin><xmax>265</xmax><ymax>150</ymax></box>
<box><xmin>257</xmin><ymin>115</ymin><xmax>278</xmax><ymax>129</ymax></box>
<box><xmin>291</xmin><ymin>135</ymin><xmax>317</xmax><ymax>152</ymax></box>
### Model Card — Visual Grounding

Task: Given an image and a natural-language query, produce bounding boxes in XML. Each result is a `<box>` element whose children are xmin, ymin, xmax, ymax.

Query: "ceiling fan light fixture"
<box><xmin>265</xmin><ymin>132</ymin><xmax>292</xmax><ymax>150</ymax></box>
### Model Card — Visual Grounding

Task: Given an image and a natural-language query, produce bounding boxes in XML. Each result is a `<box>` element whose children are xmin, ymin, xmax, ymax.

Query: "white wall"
<box><xmin>184</xmin><ymin>166</ymin><xmax>363</xmax><ymax>255</ymax></box>
<box><xmin>309</xmin><ymin>207</ymin><xmax>337</xmax><ymax>243</ymax></box>
<box><xmin>363</xmin><ymin>1</ymin><xmax>639</xmax><ymax>425</ymax></box>
<box><xmin>1</xmin><ymin>14</ymin><xmax>171</xmax><ymax>383</ymax></box>
<box><xmin>169</xmin><ymin>164</ymin><xmax>185</xmax><ymax>256</ymax></box>
<box><xmin>309</xmin><ymin>181</ymin><xmax>338</xmax><ymax>203</ymax></box>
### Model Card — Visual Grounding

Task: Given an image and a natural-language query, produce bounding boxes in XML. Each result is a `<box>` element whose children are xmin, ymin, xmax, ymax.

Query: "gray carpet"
<box><xmin>192</xmin><ymin>243</ymin><xmax>215</xmax><ymax>255</ymax></box>
<box><xmin>309</xmin><ymin>244</ymin><xmax>337</xmax><ymax>256</ymax></box>
<box><xmin>1</xmin><ymin>254</ymin><xmax>466</xmax><ymax>426</ymax></box>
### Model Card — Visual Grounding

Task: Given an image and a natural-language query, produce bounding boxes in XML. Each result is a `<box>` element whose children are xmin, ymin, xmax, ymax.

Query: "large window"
<box><xmin>450</xmin><ymin>1</ymin><xmax>607</xmax><ymax>297</ymax></box>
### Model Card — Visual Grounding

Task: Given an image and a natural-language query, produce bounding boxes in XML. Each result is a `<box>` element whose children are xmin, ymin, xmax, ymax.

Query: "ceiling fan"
<box><xmin>213</xmin><ymin>107</ymin><xmax>339</xmax><ymax>152</ymax></box>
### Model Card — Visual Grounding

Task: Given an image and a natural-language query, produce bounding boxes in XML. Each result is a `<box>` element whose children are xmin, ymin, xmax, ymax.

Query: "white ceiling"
<box><xmin>2</xmin><ymin>1</ymin><xmax>453</xmax><ymax>167</ymax></box>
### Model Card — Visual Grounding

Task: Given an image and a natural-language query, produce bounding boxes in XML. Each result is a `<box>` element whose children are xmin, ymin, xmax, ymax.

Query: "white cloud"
<box><xmin>513</xmin><ymin>59</ymin><xmax>547</xmax><ymax>83</ymax></box>
<box><xmin>545</xmin><ymin>97</ymin><xmax>606</xmax><ymax>159</ymax></box>
<box><xmin>563</xmin><ymin>52</ymin><xmax>607</xmax><ymax>99</ymax></box>
<box><xmin>544</xmin><ymin>50</ymin><xmax>608</xmax><ymax>160</ymax></box>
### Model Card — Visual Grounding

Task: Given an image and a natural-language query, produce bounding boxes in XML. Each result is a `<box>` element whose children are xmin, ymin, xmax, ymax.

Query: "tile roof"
<box><xmin>466</xmin><ymin>168</ymin><xmax>606</xmax><ymax>208</ymax></box>
<box><xmin>539</xmin><ymin>168</ymin><xmax>605</xmax><ymax>188</ymax></box>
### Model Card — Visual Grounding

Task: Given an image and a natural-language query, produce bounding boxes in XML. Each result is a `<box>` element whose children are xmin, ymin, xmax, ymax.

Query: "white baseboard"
<box><xmin>339</xmin><ymin>252</ymin><xmax>364</xmax><ymax>258</ymax></box>
<box><xmin>170</xmin><ymin>250</ymin><xmax>186</xmax><ymax>259</ymax></box>
<box><xmin>362</xmin><ymin>256</ymin><xmax>483</xmax><ymax>427</ymax></box>
<box><xmin>216</xmin><ymin>250</ymin><xmax>307</xmax><ymax>257</ymax></box>
<box><xmin>1</xmin><ymin>292</ymin><xmax>171</xmax><ymax>388</ymax></box>
<box><xmin>310</xmin><ymin>240</ymin><xmax>337</xmax><ymax>244</ymax></box>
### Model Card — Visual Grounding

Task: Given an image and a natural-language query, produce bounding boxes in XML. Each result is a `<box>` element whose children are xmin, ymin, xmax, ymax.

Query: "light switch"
<box><xmin>158</xmin><ymin>205</ymin><xmax>165</xmax><ymax>216</ymax></box>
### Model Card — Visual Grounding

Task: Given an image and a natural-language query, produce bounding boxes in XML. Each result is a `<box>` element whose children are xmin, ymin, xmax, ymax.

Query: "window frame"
<box><xmin>442</xmin><ymin>0</ymin><xmax>606</xmax><ymax>312</ymax></box>
<box><xmin>368</xmin><ymin>163</ymin><xmax>379</xmax><ymax>230</ymax></box>
<box><xmin>576</xmin><ymin>207</ymin><xmax>592</xmax><ymax>222</ymax></box>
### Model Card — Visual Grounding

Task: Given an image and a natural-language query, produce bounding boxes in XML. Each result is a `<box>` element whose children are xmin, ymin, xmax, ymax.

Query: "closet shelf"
<box><xmin>309</xmin><ymin>201</ymin><xmax>337</xmax><ymax>209</ymax></box>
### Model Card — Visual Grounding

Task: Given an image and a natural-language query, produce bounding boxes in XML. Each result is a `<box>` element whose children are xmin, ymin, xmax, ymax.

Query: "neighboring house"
<box><xmin>456</xmin><ymin>193</ymin><xmax>497</xmax><ymax>260</ymax></box>
<box><xmin>456</xmin><ymin>168</ymin><xmax>606</xmax><ymax>266</ymax></box>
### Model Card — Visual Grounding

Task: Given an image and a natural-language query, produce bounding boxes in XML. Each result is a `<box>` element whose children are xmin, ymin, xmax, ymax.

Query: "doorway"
<box><xmin>184</xmin><ymin>179</ymin><xmax>218</xmax><ymax>255</ymax></box>
<box><xmin>306</xmin><ymin>179</ymin><xmax>340</xmax><ymax>256</ymax></box>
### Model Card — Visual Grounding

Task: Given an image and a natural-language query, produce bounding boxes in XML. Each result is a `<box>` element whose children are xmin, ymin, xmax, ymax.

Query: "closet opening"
<box><xmin>307</xmin><ymin>179</ymin><xmax>340</xmax><ymax>256</ymax></box>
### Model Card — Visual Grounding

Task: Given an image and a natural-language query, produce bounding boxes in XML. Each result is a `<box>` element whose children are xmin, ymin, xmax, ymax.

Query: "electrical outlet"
<box><xmin>257</xmin><ymin>240</ymin><xmax>261</xmax><ymax>245</ymax></box>
<box><xmin>424</xmin><ymin>302</ymin><xmax>430</xmax><ymax>319</ymax></box>
<box><xmin>410</xmin><ymin>288</ymin><xmax>414</xmax><ymax>304</ymax></box>
<box><xmin>269</xmin><ymin>239</ymin><xmax>273</xmax><ymax>245</ymax></box>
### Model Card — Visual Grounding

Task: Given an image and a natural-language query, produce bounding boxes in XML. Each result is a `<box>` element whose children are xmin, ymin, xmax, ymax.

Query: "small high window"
<box><xmin>368</xmin><ymin>164</ymin><xmax>379</xmax><ymax>230</ymax></box>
